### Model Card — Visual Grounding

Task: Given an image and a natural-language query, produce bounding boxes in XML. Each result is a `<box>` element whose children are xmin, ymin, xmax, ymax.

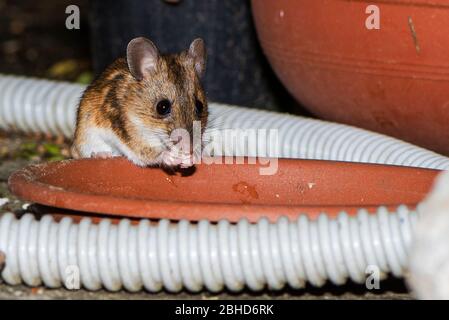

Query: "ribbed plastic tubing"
<box><xmin>0</xmin><ymin>74</ymin><xmax>447</xmax><ymax>292</ymax></box>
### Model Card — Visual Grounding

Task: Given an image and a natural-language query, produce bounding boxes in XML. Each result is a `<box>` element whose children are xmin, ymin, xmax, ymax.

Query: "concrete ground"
<box><xmin>0</xmin><ymin>135</ymin><xmax>413</xmax><ymax>300</ymax></box>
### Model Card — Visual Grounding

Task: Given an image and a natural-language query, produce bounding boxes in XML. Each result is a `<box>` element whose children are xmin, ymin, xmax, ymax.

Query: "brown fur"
<box><xmin>72</xmin><ymin>43</ymin><xmax>208</xmax><ymax>163</ymax></box>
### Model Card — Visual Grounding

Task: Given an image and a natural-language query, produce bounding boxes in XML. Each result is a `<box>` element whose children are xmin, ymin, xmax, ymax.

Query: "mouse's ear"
<box><xmin>127</xmin><ymin>37</ymin><xmax>159</xmax><ymax>81</ymax></box>
<box><xmin>188</xmin><ymin>38</ymin><xmax>206</xmax><ymax>78</ymax></box>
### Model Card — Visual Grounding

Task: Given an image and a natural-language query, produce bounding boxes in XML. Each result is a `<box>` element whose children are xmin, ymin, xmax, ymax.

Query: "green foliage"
<box><xmin>42</xmin><ymin>143</ymin><xmax>65</xmax><ymax>161</ymax></box>
<box><xmin>16</xmin><ymin>141</ymin><xmax>66</xmax><ymax>161</ymax></box>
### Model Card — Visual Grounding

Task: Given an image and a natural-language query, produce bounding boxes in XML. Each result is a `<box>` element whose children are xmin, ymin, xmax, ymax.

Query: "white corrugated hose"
<box><xmin>0</xmin><ymin>74</ymin><xmax>447</xmax><ymax>293</ymax></box>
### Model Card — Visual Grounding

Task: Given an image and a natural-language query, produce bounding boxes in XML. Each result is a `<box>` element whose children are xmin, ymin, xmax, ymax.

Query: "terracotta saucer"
<box><xmin>8</xmin><ymin>157</ymin><xmax>439</xmax><ymax>222</ymax></box>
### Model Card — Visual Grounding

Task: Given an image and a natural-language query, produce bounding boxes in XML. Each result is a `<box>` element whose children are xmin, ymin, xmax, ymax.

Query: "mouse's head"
<box><xmin>125</xmin><ymin>37</ymin><xmax>208</xmax><ymax>167</ymax></box>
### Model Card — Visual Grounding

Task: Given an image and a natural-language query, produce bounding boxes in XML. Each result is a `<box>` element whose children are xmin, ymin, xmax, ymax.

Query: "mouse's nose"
<box><xmin>173</xmin><ymin>136</ymin><xmax>182</xmax><ymax>144</ymax></box>
<box><xmin>171</xmin><ymin>136</ymin><xmax>182</xmax><ymax>146</ymax></box>
<box><xmin>169</xmin><ymin>125</ymin><xmax>197</xmax><ymax>155</ymax></box>
<box><xmin>170</xmin><ymin>133</ymin><xmax>193</xmax><ymax>154</ymax></box>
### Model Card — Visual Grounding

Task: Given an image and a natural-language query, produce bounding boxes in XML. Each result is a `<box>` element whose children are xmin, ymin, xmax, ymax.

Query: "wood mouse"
<box><xmin>71</xmin><ymin>37</ymin><xmax>208</xmax><ymax>169</ymax></box>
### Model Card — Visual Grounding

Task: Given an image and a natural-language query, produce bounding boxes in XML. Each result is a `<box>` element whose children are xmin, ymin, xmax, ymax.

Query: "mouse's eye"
<box><xmin>195</xmin><ymin>99</ymin><xmax>204</xmax><ymax>116</ymax></box>
<box><xmin>156</xmin><ymin>99</ymin><xmax>172</xmax><ymax>116</ymax></box>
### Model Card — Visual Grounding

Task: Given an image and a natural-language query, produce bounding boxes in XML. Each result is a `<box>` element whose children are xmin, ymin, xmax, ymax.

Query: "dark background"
<box><xmin>0</xmin><ymin>0</ymin><xmax>309</xmax><ymax>114</ymax></box>
<box><xmin>0</xmin><ymin>0</ymin><xmax>91</xmax><ymax>80</ymax></box>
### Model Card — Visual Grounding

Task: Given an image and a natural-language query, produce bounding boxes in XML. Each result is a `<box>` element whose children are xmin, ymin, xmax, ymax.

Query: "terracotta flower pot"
<box><xmin>8</xmin><ymin>157</ymin><xmax>439</xmax><ymax>223</ymax></box>
<box><xmin>251</xmin><ymin>0</ymin><xmax>449</xmax><ymax>155</ymax></box>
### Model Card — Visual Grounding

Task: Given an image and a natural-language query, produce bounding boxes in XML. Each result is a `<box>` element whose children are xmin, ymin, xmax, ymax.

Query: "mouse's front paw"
<box><xmin>91</xmin><ymin>151</ymin><xmax>114</xmax><ymax>159</ymax></box>
<box><xmin>161</xmin><ymin>150</ymin><xmax>193</xmax><ymax>168</ymax></box>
